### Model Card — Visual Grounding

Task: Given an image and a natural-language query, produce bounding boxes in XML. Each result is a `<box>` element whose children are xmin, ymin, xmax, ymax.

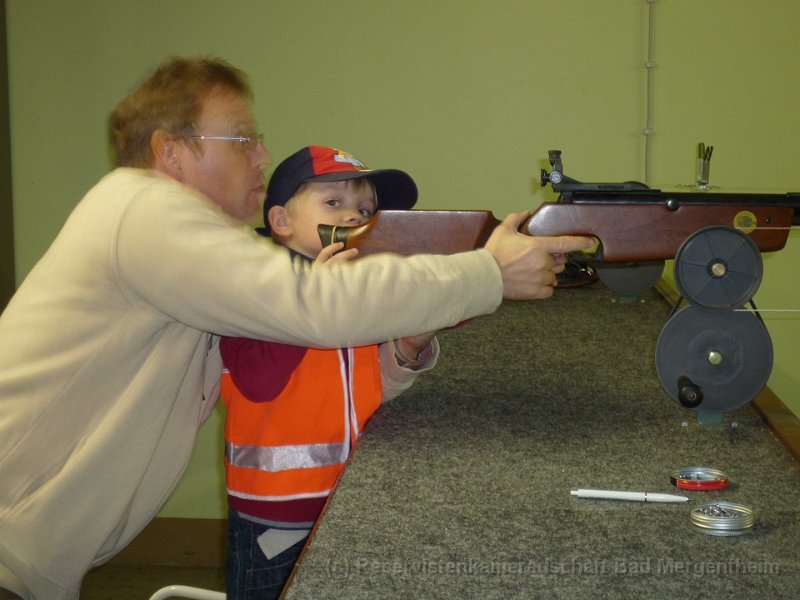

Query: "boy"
<box><xmin>220</xmin><ymin>146</ymin><xmax>438</xmax><ymax>599</ymax></box>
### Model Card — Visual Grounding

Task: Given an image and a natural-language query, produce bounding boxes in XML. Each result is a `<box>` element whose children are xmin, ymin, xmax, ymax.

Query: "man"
<box><xmin>0</xmin><ymin>57</ymin><xmax>591</xmax><ymax>599</ymax></box>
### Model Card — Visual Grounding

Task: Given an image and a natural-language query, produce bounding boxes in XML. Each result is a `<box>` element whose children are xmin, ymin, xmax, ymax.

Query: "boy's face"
<box><xmin>269</xmin><ymin>180</ymin><xmax>377</xmax><ymax>258</ymax></box>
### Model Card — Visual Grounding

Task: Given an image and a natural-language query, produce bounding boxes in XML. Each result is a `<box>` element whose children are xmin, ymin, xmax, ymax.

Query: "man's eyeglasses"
<box><xmin>186</xmin><ymin>132</ymin><xmax>264</xmax><ymax>151</ymax></box>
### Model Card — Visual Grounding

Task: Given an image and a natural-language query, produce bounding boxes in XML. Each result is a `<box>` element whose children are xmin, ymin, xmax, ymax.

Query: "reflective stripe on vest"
<box><xmin>225</xmin><ymin>440</ymin><xmax>347</xmax><ymax>472</ymax></box>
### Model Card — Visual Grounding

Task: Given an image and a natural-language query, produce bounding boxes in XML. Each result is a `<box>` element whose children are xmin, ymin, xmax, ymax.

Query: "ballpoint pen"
<box><xmin>571</xmin><ymin>489</ymin><xmax>689</xmax><ymax>503</ymax></box>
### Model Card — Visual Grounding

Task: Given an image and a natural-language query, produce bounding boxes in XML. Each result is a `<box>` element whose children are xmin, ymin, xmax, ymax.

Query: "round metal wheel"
<box><xmin>595</xmin><ymin>261</ymin><xmax>665</xmax><ymax>297</ymax></box>
<box><xmin>674</xmin><ymin>226</ymin><xmax>763</xmax><ymax>311</ymax></box>
<box><xmin>655</xmin><ymin>306</ymin><xmax>772</xmax><ymax>413</ymax></box>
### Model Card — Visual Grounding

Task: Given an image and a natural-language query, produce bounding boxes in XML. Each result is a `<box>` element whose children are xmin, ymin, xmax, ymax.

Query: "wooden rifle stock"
<box><xmin>318</xmin><ymin>198</ymin><xmax>796</xmax><ymax>263</ymax></box>
<box><xmin>318</xmin><ymin>210</ymin><xmax>500</xmax><ymax>257</ymax></box>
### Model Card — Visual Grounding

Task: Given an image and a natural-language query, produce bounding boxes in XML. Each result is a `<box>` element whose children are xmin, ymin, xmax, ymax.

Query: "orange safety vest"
<box><xmin>221</xmin><ymin>345</ymin><xmax>382</xmax><ymax>502</ymax></box>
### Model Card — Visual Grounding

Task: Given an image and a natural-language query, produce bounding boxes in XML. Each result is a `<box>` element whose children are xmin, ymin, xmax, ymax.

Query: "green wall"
<box><xmin>5</xmin><ymin>0</ymin><xmax>800</xmax><ymax>519</ymax></box>
<box><xmin>0</xmin><ymin>1</ymin><xmax>14</xmax><ymax>310</ymax></box>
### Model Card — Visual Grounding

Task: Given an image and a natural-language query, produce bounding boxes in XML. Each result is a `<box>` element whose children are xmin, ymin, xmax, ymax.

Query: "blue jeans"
<box><xmin>226</xmin><ymin>509</ymin><xmax>307</xmax><ymax>600</ymax></box>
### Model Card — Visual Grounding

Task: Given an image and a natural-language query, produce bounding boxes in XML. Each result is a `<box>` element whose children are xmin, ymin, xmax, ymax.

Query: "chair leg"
<box><xmin>147</xmin><ymin>584</ymin><xmax>226</xmax><ymax>600</ymax></box>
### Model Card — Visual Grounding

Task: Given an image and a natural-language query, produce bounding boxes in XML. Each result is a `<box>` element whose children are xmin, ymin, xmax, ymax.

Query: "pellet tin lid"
<box><xmin>670</xmin><ymin>467</ymin><xmax>730</xmax><ymax>491</ymax></box>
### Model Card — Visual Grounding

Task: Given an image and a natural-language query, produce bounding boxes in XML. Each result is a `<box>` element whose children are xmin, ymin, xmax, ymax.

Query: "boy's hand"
<box><xmin>315</xmin><ymin>242</ymin><xmax>359</xmax><ymax>266</ymax></box>
<box><xmin>395</xmin><ymin>332</ymin><xmax>438</xmax><ymax>369</ymax></box>
<box><xmin>396</xmin><ymin>332</ymin><xmax>437</xmax><ymax>362</ymax></box>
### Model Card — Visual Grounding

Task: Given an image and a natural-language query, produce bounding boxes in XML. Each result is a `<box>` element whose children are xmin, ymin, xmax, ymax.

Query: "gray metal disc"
<box><xmin>674</xmin><ymin>226</ymin><xmax>763</xmax><ymax>311</ymax></box>
<box><xmin>595</xmin><ymin>261</ymin><xmax>665</xmax><ymax>297</ymax></box>
<box><xmin>655</xmin><ymin>306</ymin><xmax>772</xmax><ymax>413</ymax></box>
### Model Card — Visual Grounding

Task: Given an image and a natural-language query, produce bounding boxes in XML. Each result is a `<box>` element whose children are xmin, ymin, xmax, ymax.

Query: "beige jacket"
<box><xmin>0</xmin><ymin>168</ymin><xmax>501</xmax><ymax>599</ymax></box>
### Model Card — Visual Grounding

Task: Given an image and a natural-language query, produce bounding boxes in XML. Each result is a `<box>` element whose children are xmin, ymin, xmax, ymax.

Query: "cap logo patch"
<box><xmin>333</xmin><ymin>150</ymin><xmax>367</xmax><ymax>170</ymax></box>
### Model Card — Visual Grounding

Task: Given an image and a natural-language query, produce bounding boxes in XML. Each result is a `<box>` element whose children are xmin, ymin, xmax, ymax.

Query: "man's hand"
<box><xmin>484</xmin><ymin>210</ymin><xmax>594</xmax><ymax>300</ymax></box>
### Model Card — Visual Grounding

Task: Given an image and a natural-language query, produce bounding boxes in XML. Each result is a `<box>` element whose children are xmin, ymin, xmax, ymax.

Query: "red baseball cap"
<box><xmin>260</xmin><ymin>145</ymin><xmax>417</xmax><ymax>235</ymax></box>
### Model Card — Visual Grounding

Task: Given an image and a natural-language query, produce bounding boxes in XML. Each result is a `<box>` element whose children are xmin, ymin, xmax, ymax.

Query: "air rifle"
<box><xmin>320</xmin><ymin>149</ymin><xmax>799</xmax><ymax>267</ymax></box>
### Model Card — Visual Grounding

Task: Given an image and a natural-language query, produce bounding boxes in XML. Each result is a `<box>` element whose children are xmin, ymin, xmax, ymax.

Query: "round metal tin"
<box><xmin>670</xmin><ymin>467</ymin><xmax>730</xmax><ymax>491</ymax></box>
<box><xmin>690</xmin><ymin>501</ymin><xmax>754</xmax><ymax>536</ymax></box>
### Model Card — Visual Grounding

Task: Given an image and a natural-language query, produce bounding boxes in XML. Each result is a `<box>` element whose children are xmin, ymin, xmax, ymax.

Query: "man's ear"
<box><xmin>150</xmin><ymin>129</ymin><xmax>182</xmax><ymax>176</ymax></box>
<box><xmin>267</xmin><ymin>205</ymin><xmax>291</xmax><ymax>237</ymax></box>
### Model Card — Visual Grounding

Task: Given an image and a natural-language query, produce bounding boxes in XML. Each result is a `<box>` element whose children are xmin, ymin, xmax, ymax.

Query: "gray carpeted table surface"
<box><xmin>285</xmin><ymin>285</ymin><xmax>800</xmax><ymax>599</ymax></box>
